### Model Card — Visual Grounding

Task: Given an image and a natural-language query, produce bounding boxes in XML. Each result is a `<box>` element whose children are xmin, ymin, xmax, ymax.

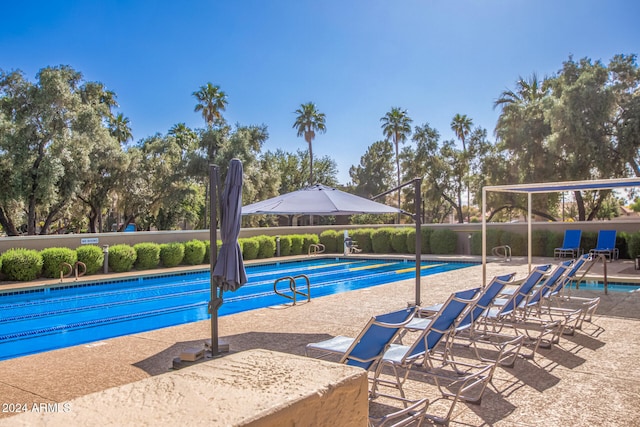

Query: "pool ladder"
<box><xmin>60</xmin><ymin>261</ymin><xmax>87</xmax><ymax>282</ymax></box>
<box><xmin>274</xmin><ymin>274</ymin><xmax>311</xmax><ymax>305</ymax></box>
<box><xmin>308</xmin><ymin>243</ymin><xmax>325</xmax><ymax>256</ymax></box>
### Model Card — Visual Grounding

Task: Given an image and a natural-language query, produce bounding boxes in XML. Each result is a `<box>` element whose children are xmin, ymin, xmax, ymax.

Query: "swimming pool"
<box><xmin>0</xmin><ymin>257</ymin><xmax>473</xmax><ymax>361</ymax></box>
<box><xmin>569</xmin><ymin>280</ymin><xmax>640</xmax><ymax>293</ymax></box>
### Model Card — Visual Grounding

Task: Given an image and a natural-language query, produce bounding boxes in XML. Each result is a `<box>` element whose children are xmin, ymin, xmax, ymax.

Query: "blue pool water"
<box><xmin>0</xmin><ymin>258</ymin><xmax>473</xmax><ymax>361</ymax></box>
<box><xmin>569</xmin><ymin>280</ymin><xmax>640</xmax><ymax>293</ymax></box>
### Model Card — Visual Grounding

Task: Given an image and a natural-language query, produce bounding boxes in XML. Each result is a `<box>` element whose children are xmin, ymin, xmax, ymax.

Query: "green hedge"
<box><xmin>349</xmin><ymin>229</ymin><xmax>373</xmax><ymax>253</ymax></box>
<box><xmin>41</xmin><ymin>247</ymin><xmax>78</xmax><ymax>278</ymax></box>
<box><xmin>160</xmin><ymin>242</ymin><xmax>184</xmax><ymax>267</ymax></box>
<box><xmin>1</xmin><ymin>248</ymin><xmax>43</xmax><ymax>281</ymax></box>
<box><xmin>256</xmin><ymin>235</ymin><xmax>276</xmax><ymax>259</ymax></box>
<box><xmin>319</xmin><ymin>230</ymin><xmax>339</xmax><ymax>253</ymax></box>
<box><xmin>108</xmin><ymin>244</ymin><xmax>137</xmax><ymax>273</ymax></box>
<box><xmin>240</xmin><ymin>238</ymin><xmax>259</xmax><ymax>260</ymax></box>
<box><xmin>290</xmin><ymin>235</ymin><xmax>304</xmax><ymax>255</ymax></box>
<box><xmin>628</xmin><ymin>232</ymin><xmax>640</xmax><ymax>258</ymax></box>
<box><xmin>134</xmin><ymin>243</ymin><xmax>160</xmax><ymax>270</ymax></box>
<box><xmin>371</xmin><ymin>228</ymin><xmax>394</xmax><ymax>253</ymax></box>
<box><xmin>183</xmin><ymin>240</ymin><xmax>206</xmax><ymax>265</ymax></box>
<box><xmin>430</xmin><ymin>229</ymin><xmax>457</xmax><ymax>254</ymax></box>
<box><xmin>279</xmin><ymin>235</ymin><xmax>292</xmax><ymax>256</ymax></box>
<box><xmin>390</xmin><ymin>228</ymin><xmax>412</xmax><ymax>253</ymax></box>
<box><xmin>302</xmin><ymin>234</ymin><xmax>320</xmax><ymax>253</ymax></box>
<box><xmin>76</xmin><ymin>245</ymin><xmax>104</xmax><ymax>274</ymax></box>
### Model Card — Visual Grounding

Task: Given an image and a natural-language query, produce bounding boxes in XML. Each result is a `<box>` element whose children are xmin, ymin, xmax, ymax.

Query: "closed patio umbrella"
<box><xmin>209</xmin><ymin>158</ymin><xmax>246</xmax><ymax>356</ymax></box>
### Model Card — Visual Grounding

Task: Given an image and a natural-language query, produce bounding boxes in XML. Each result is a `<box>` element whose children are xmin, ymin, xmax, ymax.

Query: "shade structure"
<box><xmin>242</xmin><ymin>184</ymin><xmax>405</xmax><ymax>216</ymax></box>
<box><xmin>481</xmin><ymin>177</ymin><xmax>640</xmax><ymax>285</ymax></box>
<box><xmin>212</xmin><ymin>159</ymin><xmax>247</xmax><ymax>291</ymax></box>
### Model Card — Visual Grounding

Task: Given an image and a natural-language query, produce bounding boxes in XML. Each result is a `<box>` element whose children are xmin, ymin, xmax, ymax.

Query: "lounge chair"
<box><xmin>370</xmin><ymin>288</ymin><xmax>493</xmax><ymax>425</ymax></box>
<box><xmin>477</xmin><ymin>264</ymin><xmax>564</xmax><ymax>358</ymax></box>
<box><xmin>407</xmin><ymin>273</ymin><xmax>524</xmax><ymax>368</ymax></box>
<box><xmin>305</xmin><ymin>307</ymin><xmax>416</xmax><ymax>371</ymax></box>
<box><xmin>589</xmin><ymin>230</ymin><xmax>618</xmax><ymax>261</ymax></box>
<box><xmin>541</xmin><ymin>254</ymin><xmax>600</xmax><ymax>332</ymax></box>
<box><xmin>554</xmin><ymin>229</ymin><xmax>582</xmax><ymax>259</ymax></box>
<box><xmin>368</xmin><ymin>398</ymin><xmax>429</xmax><ymax>427</ymax></box>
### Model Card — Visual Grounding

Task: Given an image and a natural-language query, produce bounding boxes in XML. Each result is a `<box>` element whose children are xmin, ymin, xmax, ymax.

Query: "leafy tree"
<box><xmin>348</xmin><ymin>140</ymin><xmax>394</xmax><ymax>198</ymax></box>
<box><xmin>293</xmin><ymin>102</ymin><xmax>326</xmax><ymax>185</ymax></box>
<box><xmin>0</xmin><ymin>66</ymin><xmax>120</xmax><ymax>235</ymax></box>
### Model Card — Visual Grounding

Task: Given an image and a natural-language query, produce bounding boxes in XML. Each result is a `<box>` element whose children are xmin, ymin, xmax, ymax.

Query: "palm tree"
<box><xmin>451</xmin><ymin>114</ymin><xmax>473</xmax><ymax>222</ymax></box>
<box><xmin>380</xmin><ymin>107</ymin><xmax>412</xmax><ymax>213</ymax></box>
<box><xmin>293</xmin><ymin>102</ymin><xmax>326</xmax><ymax>185</ymax></box>
<box><xmin>109</xmin><ymin>113</ymin><xmax>133</xmax><ymax>144</ymax></box>
<box><xmin>193</xmin><ymin>83</ymin><xmax>228</xmax><ymax>128</ymax></box>
<box><xmin>494</xmin><ymin>73</ymin><xmax>547</xmax><ymax>111</ymax></box>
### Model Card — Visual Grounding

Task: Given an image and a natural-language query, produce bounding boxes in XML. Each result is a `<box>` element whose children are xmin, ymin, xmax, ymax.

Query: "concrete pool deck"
<box><xmin>0</xmin><ymin>255</ymin><xmax>639</xmax><ymax>426</ymax></box>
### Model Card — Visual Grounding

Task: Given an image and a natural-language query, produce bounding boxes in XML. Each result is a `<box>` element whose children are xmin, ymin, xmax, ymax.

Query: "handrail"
<box><xmin>574</xmin><ymin>254</ymin><xmax>609</xmax><ymax>295</ymax></box>
<box><xmin>60</xmin><ymin>261</ymin><xmax>88</xmax><ymax>282</ymax></box>
<box><xmin>273</xmin><ymin>274</ymin><xmax>311</xmax><ymax>305</ymax></box>
<box><xmin>60</xmin><ymin>262</ymin><xmax>74</xmax><ymax>282</ymax></box>
<box><xmin>491</xmin><ymin>245</ymin><xmax>511</xmax><ymax>262</ymax></box>
<box><xmin>308</xmin><ymin>243</ymin><xmax>325</xmax><ymax>256</ymax></box>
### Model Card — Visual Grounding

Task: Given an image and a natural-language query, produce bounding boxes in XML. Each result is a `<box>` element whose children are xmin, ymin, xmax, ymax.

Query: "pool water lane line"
<box><xmin>0</xmin><ymin>258</ymin><xmax>473</xmax><ymax>361</ymax></box>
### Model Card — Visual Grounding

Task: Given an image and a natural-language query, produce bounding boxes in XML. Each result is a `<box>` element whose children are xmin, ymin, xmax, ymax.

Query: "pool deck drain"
<box><xmin>0</xmin><ymin>255</ymin><xmax>639</xmax><ymax>426</ymax></box>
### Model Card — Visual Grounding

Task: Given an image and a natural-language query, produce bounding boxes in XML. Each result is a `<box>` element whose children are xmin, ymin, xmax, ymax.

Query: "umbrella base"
<box><xmin>204</xmin><ymin>339</ymin><xmax>230</xmax><ymax>355</ymax></box>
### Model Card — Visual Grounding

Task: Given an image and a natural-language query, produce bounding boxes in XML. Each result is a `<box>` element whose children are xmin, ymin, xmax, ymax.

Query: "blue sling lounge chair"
<box><xmin>305</xmin><ymin>307</ymin><xmax>416</xmax><ymax>371</ymax></box>
<box><xmin>589</xmin><ymin>230</ymin><xmax>618</xmax><ymax>261</ymax></box>
<box><xmin>554</xmin><ymin>229</ymin><xmax>582</xmax><ymax>259</ymax></box>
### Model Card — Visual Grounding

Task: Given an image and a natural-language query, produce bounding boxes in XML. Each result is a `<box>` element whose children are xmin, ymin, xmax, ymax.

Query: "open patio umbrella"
<box><xmin>209</xmin><ymin>158</ymin><xmax>246</xmax><ymax>356</ymax></box>
<box><xmin>242</xmin><ymin>184</ymin><xmax>405</xmax><ymax>216</ymax></box>
<box><xmin>242</xmin><ymin>182</ymin><xmax>425</xmax><ymax>306</ymax></box>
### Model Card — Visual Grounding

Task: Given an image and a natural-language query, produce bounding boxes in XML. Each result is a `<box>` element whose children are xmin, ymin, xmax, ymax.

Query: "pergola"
<box><xmin>481</xmin><ymin>177</ymin><xmax>640</xmax><ymax>285</ymax></box>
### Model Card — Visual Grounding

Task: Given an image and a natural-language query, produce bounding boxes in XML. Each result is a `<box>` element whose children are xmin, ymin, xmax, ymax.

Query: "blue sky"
<box><xmin>1</xmin><ymin>0</ymin><xmax>639</xmax><ymax>184</ymax></box>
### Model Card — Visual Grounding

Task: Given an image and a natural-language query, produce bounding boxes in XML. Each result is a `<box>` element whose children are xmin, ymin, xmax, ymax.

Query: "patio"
<box><xmin>0</xmin><ymin>256</ymin><xmax>639</xmax><ymax>426</ymax></box>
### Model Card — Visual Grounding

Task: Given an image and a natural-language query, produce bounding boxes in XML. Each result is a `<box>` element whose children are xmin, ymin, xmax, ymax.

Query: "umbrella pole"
<box><xmin>209</xmin><ymin>164</ymin><xmax>221</xmax><ymax>356</ymax></box>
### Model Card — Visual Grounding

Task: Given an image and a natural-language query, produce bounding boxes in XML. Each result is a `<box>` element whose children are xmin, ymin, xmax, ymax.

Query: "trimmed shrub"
<box><xmin>627</xmin><ymin>232</ymin><xmax>640</xmax><ymax>258</ymax></box>
<box><xmin>203</xmin><ymin>240</ymin><xmax>211</xmax><ymax>264</ymax></box>
<box><xmin>319</xmin><ymin>230</ymin><xmax>339</xmax><ymax>253</ymax></box>
<box><xmin>405</xmin><ymin>228</ymin><xmax>431</xmax><ymax>254</ymax></box>
<box><xmin>617</xmin><ymin>232</ymin><xmax>629</xmax><ymax>260</ymax></box>
<box><xmin>76</xmin><ymin>245</ymin><xmax>104</xmax><ymax>275</ymax></box>
<box><xmin>134</xmin><ymin>243</ymin><xmax>160</xmax><ymax>270</ymax></box>
<box><xmin>545</xmin><ymin>231</ymin><xmax>565</xmax><ymax>257</ymax></box>
<box><xmin>108</xmin><ymin>244</ymin><xmax>137</xmax><ymax>273</ymax></box>
<box><xmin>500</xmin><ymin>231</ymin><xmax>526</xmax><ymax>256</ymax></box>
<box><xmin>581</xmin><ymin>231</ymin><xmax>598</xmax><ymax>256</ymax></box>
<box><xmin>256</xmin><ymin>235</ymin><xmax>276</xmax><ymax>259</ymax></box>
<box><xmin>390</xmin><ymin>228</ymin><xmax>411</xmax><ymax>253</ymax></box>
<box><xmin>240</xmin><ymin>238</ymin><xmax>259</xmax><ymax>260</ymax></box>
<box><xmin>41</xmin><ymin>247</ymin><xmax>78</xmax><ymax>278</ymax></box>
<box><xmin>302</xmin><ymin>234</ymin><xmax>320</xmax><ymax>253</ymax></box>
<box><xmin>159</xmin><ymin>242</ymin><xmax>184</xmax><ymax>268</ymax></box>
<box><xmin>1</xmin><ymin>248</ymin><xmax>43</xmax><ymax>281</ymax></box>
<box><xmin>471</xmin><ymin>228</ymin><xmax>502</xmax><ymax>256</ymax></box>
<box><xmin>350</xmin><ymin>229</ymin><xmax>373</xmax><ymax>253</ymax></box>
<box><xmin>183</xmin><ymin>240</ymin><xmax>206</xmax><ymax>265</ymax></box>
<box><xmin>290</xmin><ymin>235</ymin><xmax>304</xmax><ymax>255</ymax></box>
<box><xmin>371</xmin><ymin>228</ymin><xmax>394</xmax><ymax>253</ymax></box>
<box><xmin>430</xmin><ymin>229</ymin><xmax>457</xmax><ymax>254</ymax></box>
<box><xmin>531</xmin><ymin>230</ymin><xmax>553</xmax><ymax>257</ymax></box>
<box><xmin>279</xmin><ymin>235</ymin><xmax>292</xmax><ymax>256</ymax></box>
